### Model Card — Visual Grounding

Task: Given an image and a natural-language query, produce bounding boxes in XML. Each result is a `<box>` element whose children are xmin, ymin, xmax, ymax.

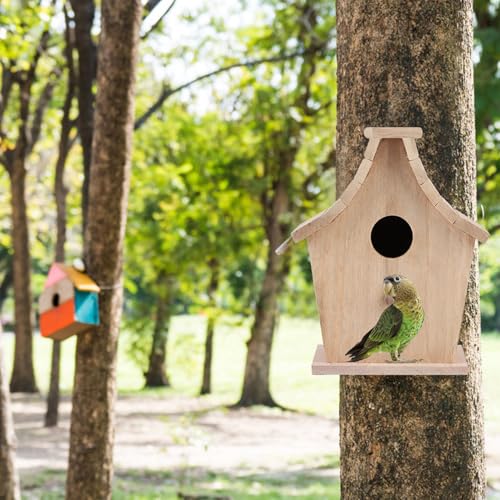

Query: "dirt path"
<box><xmin>11</xmin><ymin>393</ymin><xmax>339</xmax><ymax>476</ymax></box>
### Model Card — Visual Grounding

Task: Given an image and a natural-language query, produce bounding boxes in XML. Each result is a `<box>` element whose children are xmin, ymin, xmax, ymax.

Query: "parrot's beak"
<box><xmin>384</xmin><ymin>279</ymin><xmax>395</xmax><ymax>298</ymax></box>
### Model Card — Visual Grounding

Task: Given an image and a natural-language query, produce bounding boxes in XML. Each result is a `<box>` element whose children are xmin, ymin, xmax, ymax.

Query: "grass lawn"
<box><xmin>21</xmin><ymin>469</ymin><xmax>340</xmax><ymax>500</ymax></box>
<box><xmin>2</xmin><ymin>317</ymin><xmax>500</xmax><ymax>499</ymax></box>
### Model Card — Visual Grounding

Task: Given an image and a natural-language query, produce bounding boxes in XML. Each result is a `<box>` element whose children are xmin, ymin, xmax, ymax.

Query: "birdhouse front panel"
<box><xmin>278</xmin><ymin>128</ymin><xmax>489</xmax><ymax>374</ymax></box>
<box><xmin>39</xmin><ymin>263</ymin><xmax>100</xmax><ymax>341</ymax></box>
<box><xmin>307</xmin><ymin>138</ymin><xmax>475</xmax><ymax>364</ymax></box>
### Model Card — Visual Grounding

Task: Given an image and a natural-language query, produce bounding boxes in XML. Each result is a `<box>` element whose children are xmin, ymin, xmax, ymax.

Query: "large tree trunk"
<box><xmin>69</xmin><ymin>0</ymin><xmax>97</xmax><ymax>236</ymax></box>
<box><xmin>336</xmin><ymin>1</ymin><xmax>484</xmax><ymax>498</ymax></box>
<box><xmin>144</xmin><ymin>274</ymin><xmax>173</xmax><ymax>388</ymax></box>
<box><xmin>0</xmin><ymin>324</ymin><xmax>20</xmax><ymax>500</ymax></box>
<box><xmin>66</xmin><ymin>2</ymin><xmax>142</xmax><ymax>498</ymax></box>
<box><xmin>9</xmin><ymin>158</ymin><xmax>37</xmax><ymax>393</ymax></box>
<box><xmin>200</xmin><ymin>259</ymin><xmax>219</xmax><ymax>395</ymax></box>
<box><xmin>237</xmin><ymin>182</ymin><xmax>289</xmax><ymax>407</ymax></box>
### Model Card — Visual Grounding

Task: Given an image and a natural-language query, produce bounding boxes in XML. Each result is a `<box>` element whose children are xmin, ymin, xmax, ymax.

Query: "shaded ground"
<box><xmin>12</xmin><ymin>393</ymin><xmax>340</xmax><ymax>498</ymax></box>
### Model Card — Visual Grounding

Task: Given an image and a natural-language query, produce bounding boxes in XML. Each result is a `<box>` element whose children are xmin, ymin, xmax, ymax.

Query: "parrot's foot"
<box><xmin>385</xmin><ymin>359</ymin><xmax>423</xmax><ymax>364</ymax></box>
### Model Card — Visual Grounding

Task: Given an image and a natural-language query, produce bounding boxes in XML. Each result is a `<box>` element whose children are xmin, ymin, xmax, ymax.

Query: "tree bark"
<box><xmin>336</xmin><ymin>1</ymin><xmax>484</xmax><ymax>498</ymax></box>
<box><xmin>69</xmin><ymin>0</ymin><xmax>97</xmax><ymax>236</ymax></box>
<box><xmin>200</xmin><ymin>259</ymin><xmax>219</xmax><ymax>395</ymax></box>
<box><xmin>0</xmin><ymin>263</ymin><xmax>12</xmax><ymax>313</ymax></box>
<box><xmin>45</xmin><ymin>18</ymin><xmax>74</xmax><ymax>427</ymax></box>
<box><xmin>9</xmin><ymin>154</ymin><xmax>37</xmax><ymax>393</ymax></box>
<box><xmin>0</xmin><ymin>324</ymin><xmax>20</xmax><ymax>500</ymax></box>
<box><xmin>66</xmin><ymin>2</ymin><xmax>142</xmax><ymax>498</ymax></box>
<box><xmin>144</xmin><ymin>274</ymin><xmax>173</xmax><ymax>388</ymax></box>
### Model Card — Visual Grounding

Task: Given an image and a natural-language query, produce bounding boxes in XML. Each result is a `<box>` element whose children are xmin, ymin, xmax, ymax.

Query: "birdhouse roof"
<box><xmin>276</xmin><ymin>127</ymin><xmax>489</xmax><ymax>254</ymax></box>
<box><xmin>45</xmin><ymin>262</ymin><xmax>100</xmax><ymax>293</ymax></box>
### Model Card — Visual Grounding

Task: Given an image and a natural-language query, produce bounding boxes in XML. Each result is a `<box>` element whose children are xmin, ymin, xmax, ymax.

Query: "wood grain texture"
<box><xmin>364</xmin><ymin>126</ymin><xmax>423</xmax><ymax>138</ymax></box>
<box><xmin>308</xmin><ymin>139</ymin><xmax>474</xmax><ymax>364</ymax></box>
<box><xmin>402</xmin><ymin>137</ymin><xmax>419</xmax><ymax>160</ymax></box>
<box><xmin>311</xmin><ymin>344</ymin><xmax>467</xmax><ymax>375</ymax></box>
<box><xmin>363</xmin><ymin>137</ymin><xmax>380</xmax><ymax>160</ymax></box>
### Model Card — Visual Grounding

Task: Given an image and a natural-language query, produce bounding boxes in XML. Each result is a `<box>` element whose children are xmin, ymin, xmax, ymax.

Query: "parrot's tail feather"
<box><xmin>345</xmin><ymin>330</ymin><xmax>374</xmax><ymax>362</ymax></box>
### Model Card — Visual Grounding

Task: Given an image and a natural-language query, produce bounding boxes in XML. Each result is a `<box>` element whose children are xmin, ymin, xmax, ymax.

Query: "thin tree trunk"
<box><xmin>237</xmin><ymin>182</ymin><xmax>289</xmax><ymax>407</ymax></box>
<box><xmin>0</xmin><ymin>324</ymin><xmax>20</xmax><ymax>500</ymax></box>
<box><xmin>69</xmin><ymin>0</ymin><xmax>96</xmax><ymax>236</ymax></box>
<box><xmin>200</xmin><ymin>259</ymin><xmax>219</xmax><ymax>395</ymax></box>
<box><xmin>144</xmin><ymin>275</ymin><xmax>173</xmax><ymax>388</ymax></box>
<box><xmin>9</xmin><ymin>158</ymin><xmax>37</xmax><ymax>393</ymax></box>
<box><xmin>45</xmin><ymin>18</ymin><xmax>74</xmax><ymax>426</ymax></box>
<box><xmin>66</xmin><ymin>2</ymin><xmax>142</xmax><ymax>498</ymax></box>
<box><xmin>0</xmin><ymin>264</ymin><xmax>12</xmax><ymax>313</ymax></box>
<box><xmin>236</xmin><ymin>0</ymin><xmax>320</xmax><ymax>407</ymax></box>
<box><xmin>336</xmin><ymin>1</ymin><xmax>484</xmax><ymax>498</ymax></box>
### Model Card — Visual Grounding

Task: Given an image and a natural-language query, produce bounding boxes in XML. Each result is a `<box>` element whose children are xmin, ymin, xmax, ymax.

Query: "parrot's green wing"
<box><xmin>346</xmin><ymin>305</ymin><xmax>403</xmax><ymax>361</ymax></box>
<box><xmin>368</xmin><ymin>305</ymin><xmax>403</xmax><ymax>342</ymax></box>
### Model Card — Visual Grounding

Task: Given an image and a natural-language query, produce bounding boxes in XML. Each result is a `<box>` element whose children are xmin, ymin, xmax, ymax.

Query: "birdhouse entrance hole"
<box><xmin>52</xmin><ymin>293</ymin><xmax>60</xmax><ymax>308</ymax></box>
<box><xmin>371</xmin><ymin>215</ymin><xmax>413</xmax><ymax>258</ymax></box>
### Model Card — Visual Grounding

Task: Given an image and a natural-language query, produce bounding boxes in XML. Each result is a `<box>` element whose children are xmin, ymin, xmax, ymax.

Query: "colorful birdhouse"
<box><xmin>277</xmin><ymin>127</ymin><xmax>489</xmax><ymax>375</ymax></box>
<box><xmin>39</xmin><ymin>263</ymin><xmax>100</xmax><ymax>340</ymax></box>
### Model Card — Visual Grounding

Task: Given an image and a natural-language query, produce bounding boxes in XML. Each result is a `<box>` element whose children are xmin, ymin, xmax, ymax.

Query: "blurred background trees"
<box><xmin>0</xmin><ymin>0</ymin><xmax>498</xmax><ymax>409</ymax></box>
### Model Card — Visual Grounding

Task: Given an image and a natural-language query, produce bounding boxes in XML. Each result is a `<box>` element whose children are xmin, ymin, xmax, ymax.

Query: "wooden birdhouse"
<box><xmin>39</xmin><ymin>263</ymin><xmax>100</xmax><ymax>340</ymax></box>
<box><xmin>278</xmin><ymin>127</ymin><xmax>489</xmax><ymax>375</ymax></box>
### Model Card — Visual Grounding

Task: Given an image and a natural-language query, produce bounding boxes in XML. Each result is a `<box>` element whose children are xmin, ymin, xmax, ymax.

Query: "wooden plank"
<box><xmin>275</xmin><ymin>236</ymin><xmax>293</xmax><ymax>255</ymax></box>
<box><xmin>453</xmin><ymin>213</ymin><xmax>490</xmax><ymax>243</ymax></box>
<box><xmin>292</xmin><ymin>200</ymin><xmax>347</xmax><ymax>242</ymax></box>
<box><xmin>311</xmin><ymin>344</ymin><xmax>468</xmax><ymax>376</ymax></box>
<box><xmin>364</xmin><ymin>127</ymin><xmax>423</xmax><ymax>139</ymax></box>
<box><xmin>435</xmin><ymin>198</ymin><xmax>459</xmax><ymax>224</ymax></box>
<box><xmin>402</xmin><ymin>138</ymin><xmax>419</xmax><ymax>160</ymax></box>
<box><xmin>420</xmin><ymin>179</ymin><xmax>441</xmax><ymax>206</ymax></box>
<box><xmin>408</xmin><ymin>158</ymin><xmax>428</xmax><ymax>185</ymax></box>
<box><xmin>363</xmin><ymin>138</ymin><xmax>381</xmax><ymax>160</ymax></box>
<box><xmin>353</xmin><ymin>158</ymin><xmax>372</xmax><ymax>185</ymax></box>
<box><xmin>340</xmin><ymin>178</ymin><xmax>362</xmax><ymax>205</ymax></box>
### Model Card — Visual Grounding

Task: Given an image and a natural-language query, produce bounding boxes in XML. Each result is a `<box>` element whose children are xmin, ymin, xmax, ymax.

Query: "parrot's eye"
<box><xmin>394</xmin><ymin>276</ymin><xmax>401</xmax><ymax>283</ymax></box>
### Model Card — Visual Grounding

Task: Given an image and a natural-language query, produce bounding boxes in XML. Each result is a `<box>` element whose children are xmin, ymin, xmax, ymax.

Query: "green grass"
<box><xmin>3</xmin><ymin>318</ymin><xmax>500</xmax><ymax>420</ymax></box>
<box><xmin>2</xmin><ymin>315</ymin><xmax>338</xmax><ymax>415</ymax></box>
<box><xmin>21</xmin><ymin>469</ymin><xmax>341</xmax><ymax>500</ymax></box>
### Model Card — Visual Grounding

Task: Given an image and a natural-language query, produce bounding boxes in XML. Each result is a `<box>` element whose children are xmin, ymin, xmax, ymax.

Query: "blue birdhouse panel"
<box><xmin>74</xmin><ymin>290</ymin><xmax>99</xmax><ymax>325</ymax></box>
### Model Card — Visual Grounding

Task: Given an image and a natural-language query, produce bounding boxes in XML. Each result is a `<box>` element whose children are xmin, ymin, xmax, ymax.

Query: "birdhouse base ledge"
<box><xmin>311</xmin><ymin>345</ymin><xmax>468</xmax><ymax>376</ymax></box>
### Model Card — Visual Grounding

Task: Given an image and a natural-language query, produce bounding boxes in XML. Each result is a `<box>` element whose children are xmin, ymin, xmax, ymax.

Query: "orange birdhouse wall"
<box><xmin>278</xmin><ymin>127</ymin><xmax>489</xmax><ymax>376</ymax></box>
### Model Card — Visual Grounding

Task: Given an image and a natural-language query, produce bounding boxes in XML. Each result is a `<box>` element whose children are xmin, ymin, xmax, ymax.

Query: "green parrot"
<box><xmin>346</xmin><ymin>275</ymin><xmax>424</xmax><ymax>362</ymax></box>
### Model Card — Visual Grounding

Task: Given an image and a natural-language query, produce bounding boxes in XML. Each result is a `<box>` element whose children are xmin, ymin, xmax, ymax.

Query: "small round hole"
<box><xmin>371</xmin><ymin>215</ymin><xmax>413</xmax><ymax>258</ymax></box>
<box><xmin>52</xmin><ymin>293</ymin><xmax>60</xmax><ymax>307</ymax></box>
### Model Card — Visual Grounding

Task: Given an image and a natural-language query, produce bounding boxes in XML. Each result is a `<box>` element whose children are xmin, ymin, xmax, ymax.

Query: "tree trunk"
<box><xmin>9</xmin><ymin>158</ymin><xmax>37</xmax><ymax>393</ymax></box>
<box><xmin>144</xmin><ymin>275</ymin><xmax>173</xmax><ymax>388</ymax></box>
<box><xmin>237</xmin><ymin>181</ymin><xmax>289</xmax><ymax>407</ymax></box>
<box><xmin>0</xmin><ymin>324</ymin><xmax>20</xmax><ymax>500</ymax></box>
<box><xmin>336</xmin><ymin>2</ymin><xmax>484</xmax><ymax>498</ymax></box>
<box><xmin>200</xmin><ymin>259</ymin><xmax>219</xmax><ymax>395</ymax></box>
<box><xmin>69</xmin><ymin>0</ymin><xmax>97</xmax><ymax>236</ymax></box>
<box><xmin>66</xmin><ymin>2</ymin><xmax>142</xmax><ymax>498</ymax></box>
<box><xmin>45</xmin><ymin>32</ymin><xmax>74</xmax><ymax>426</ymax></box>
<box><xmin>0</xmin><ymin>263</ymin><xmax>12</xmax><ymax>313</ymax></box>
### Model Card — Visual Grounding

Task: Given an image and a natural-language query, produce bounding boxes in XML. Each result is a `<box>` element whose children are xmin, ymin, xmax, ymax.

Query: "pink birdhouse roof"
<box><xmin>45</xmin><ymin>262</ymin><xmax>100</xmax><ymax>293</ymax></box>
